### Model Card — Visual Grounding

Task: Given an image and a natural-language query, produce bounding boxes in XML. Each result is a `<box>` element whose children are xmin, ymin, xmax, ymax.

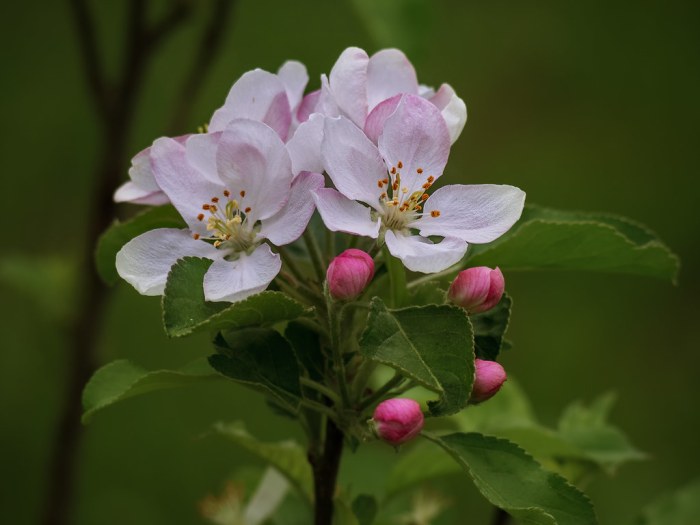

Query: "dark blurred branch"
<box><xmin>42</xmin><ymin>1</ymin><xmax>229</xmax><ymax>524</ymax></box>
<box><xmin>490</xmin><ymin>508</ymin><xmax>511</xmax><ymax>525</ymax></box>
<box><xmin>168</xmin><ymin>0</ymin><xmax>236</xmax><ymax>133</ymax></box>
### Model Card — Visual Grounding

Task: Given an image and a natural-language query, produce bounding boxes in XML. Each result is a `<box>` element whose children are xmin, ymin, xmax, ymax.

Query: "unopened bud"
<box><xmin>326</xmin><ymin>249</ymin><xmax>374</xmax><ymax>301</ymax></box>
<box><xmin>448</xmin><ymin>267</ymin><xmax>504</xmax><ymax>314</ymax></box>
<box><xmin>370</xmin><ymin>398</ymin><xmax>424</xmax><ymax>445</ymax></box>
<box><xmin>470</xmin><ymin>359</ymin><xmax>507</xmax><ymax>404</ymax></box>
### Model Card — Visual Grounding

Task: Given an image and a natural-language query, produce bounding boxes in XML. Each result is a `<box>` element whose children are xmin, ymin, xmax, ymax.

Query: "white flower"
<box><xmin>313</xmin><ymin>94</ymin><xmax>525</xmax><ymax>273</ymax></box>
<box><xmin>116</xmin><ymin>119</ymin><xmax>323</xmax><ymax>302</ymax></box>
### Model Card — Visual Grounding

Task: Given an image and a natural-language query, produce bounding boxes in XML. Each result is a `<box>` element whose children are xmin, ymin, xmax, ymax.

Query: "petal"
<box><xmin>378</xmin><ymin>94</ymin><xmax>451</xmax><ymax>197</ymax></box>
<box><xmin>297</xmin><ymin>89</ymin><xmax>321</xmax><ymax>123</ymax></box>
<box><xmin>286</xmin><ymin>113</ymin><xmax>325</xmax><ymax>176</ymax></box>
<box><xmin>209</xmin><ymin>69</ymin><xmax>292</xmax><ymax>141</ymax></box>
<box><xmin>216</xmin><ymin>119</ymin><xmax>293</xmax><ymax>223</ymax></box>
<box><xmin>363</xmin><ymin>94</ymin><xmax>401</xmax><ymax>145</ymax></box>
<box><xmin>429</xmin><ymin>83</ymin><xmax>467</xmax><ymax>145</ymax></box>
<box><xmin>151</xmin><ymin>137</ymin><xmax>225</xmax><ymax>235</ymax></box>
<box><xmin>259</xmin><ymin>172</ymin><xmax>325</xmax><ymax>246</ymax></box>
<box><xmin>328</xmin><ymin>47</ymin><xmax>369</xmax><ymax>127</ymax></box>
<box><xmin>312</xmin><ymin>188</ymin><xmax>380</xmax><ymax>238</ymax></box>
<box><xmin>414</xmin><ymin>184</ymin><xmax>526</xmax><ymax>243</ymax></box>
<box><xmin>113</xmin><ymin>181</ymin><xmax>169</xmax><ymax>206</ymax></box>
<box><xmin>317</xmin><ymin>74</ymin><xmax>340</xmax><ymax>118</ymax></box>
<box><xmin>384</xmin><ymin>230</ymin><xmax>467</xmax><ymax>273</ymax></box>
<box><xmin>116</xmin><ymin>228</ymin><xmax>222</xmax><ymax>296</ymax></box>
<box><xmin>184</xmin><ymin>132</ymin><xmax>224</xmax><ymax>184</ymax></box>
<box><xmin>366</xmin><ymin>48</ymin><xmax>418</xmax><ymax>112</ymax></box>
<box><xmin>418</xmin><ymin>84</ymin><xmax>435</xmax><ymax>97</ymax></box>
<box><xmin>203</xmin><ymin>244</ymin><xmax>281</xmax><ymax>303</ymax></box>
<box><xmin>322</xmin><ymin>116</ymin><xmax>386</xmax><ymax>208</ymax></box>
<box><xmin>277</xmin><ymin>60</ymin><xmax>309</xmax><ymax>111</ymax></box>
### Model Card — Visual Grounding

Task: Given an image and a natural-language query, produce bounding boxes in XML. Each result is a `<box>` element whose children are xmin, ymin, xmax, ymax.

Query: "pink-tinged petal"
<box><xmin>286</xmin><ymin>113</ymin><xmax>325</xmax><ymax>176</ymax></box>
<box><xmin>366</xmin><ymin>48</ymin><xmax>419</xmax><ymax>112</ymax></box>
<box><xmin>203</xmin><ymin>244</ymin><xmax>281</xmax><ymax>303</ymax></box>
<box><xmin>216</xmin><ymin>119</ymin><xmax>293</xmax><ymax>223</ymax></box>
<box><xmin>116</xmin><ymin>228</ymin><xmax>222</xmax><ymax>296</ymax></box>
<box><xmin>209</xmin><ymin>69</ymin><xmax>292</xmax><ymax>141</ymax></box>
<box><xmin>277</xmin><ymin>60</ymin><xmax>309</xmax><ymax>112</ymax></box>
<box><xmin>322</xmin><ymin>116</ymin><xmax>385</xmax><ymax>208</ymax></box>
<box><xmin>184</xmin><ymin>132</ymin><xmax>224</xmax><ymax>184</ymax></box>
<box><xmin>414</xmin><ymin>184</ymin><xmax>526</xmax><ymax>243</ymax></box>
<box><xmin>313</xmin><ymin>188</ymin><xmax>380</xmax><ymax>238</ymax></box>
<box><xmin>363</xmin><ymin>94</ymin><xmax>401</xmax><ymax>145</ymax></box>
<box><xmin>328</xmin><ymin>47</ymin><xmax>369</xmax><ymax>127</ymax></box>
<box><xmin>259</xmin><ymin>172</ymin><xmax>325</xmax><ymax>246</ymax></box>
<box><xmin>378</xmin><ymin>94</ymin><xmax>451</xmax><ymax>197</ymax></box>
<box><xmin>429</xmin><ymin>83</ymin><xmax>467</xmax><ymax>145</ymax></box>
<box><xmin>114</xmin><ymin>181</ymin><xmax>169</xmax><ymax>206</ymax></box>
<box><xmin>384</xmin><ymin>230</ymin><xmax>467</xmax><ymax>273</ymax></box>
<box><xmin>418</xmin><ymin>84</ymin><xmax>435</xmax><ymax>97</ymax></box>
<box><xmin>297</xmin><ymin>89</ymin><xmax>321</xmax><ymax>123</ymax></box>
<box><xmin>318</xmin><ymin>74</ymin><xmax>341</xmax><ymax>118</ymax></box>
<box><xmin>151</xmin><ymin>137</ymin><xmax>225</xmax><ymax>235</ymax></box>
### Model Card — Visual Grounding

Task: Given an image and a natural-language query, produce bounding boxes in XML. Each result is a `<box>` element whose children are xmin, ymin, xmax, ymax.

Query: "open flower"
<box><xmin>115</xmin><ymin>61</ymin><xmax>320</xmax><ymax>205</ymax></box>
<box><xmin>326</xmin><ymin>46</ymin><xmax>467</xmax><ymax>144</ymax></box>
<box><xmin>313</xmin><ymin>95</ymin><xmax>525</xmax><ymax>273</ymax></box>
<box><xmin>116</xmin><ymin>119</ymin><xmax>323</xmax><ymax>303</ymax></box>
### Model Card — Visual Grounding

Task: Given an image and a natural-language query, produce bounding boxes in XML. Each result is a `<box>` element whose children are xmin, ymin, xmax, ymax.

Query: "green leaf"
<box><xmin>467</xmin><ymin>204</ymin><xmax>679</xmax><ymax>283</ymax></box>
<box><xmin>81</xmin><ymin>358</ymin><xmax>219</xmax><ymax>423</ymax></box>
<box><xmin>210</xmin><ymin>328</ymin><xmax>302</xmax><ymax>413</ymax></box>
<box><xmin>407</xmin><ymin>281</ymin><xmax>447</xmax><ymax>306</ymax></box>
<box><xmin>95</xmin><ymin>205</ymin><xmax>185</xmax><ymax>285</ymax></box>
<box><xmin>557</xmin><ymin>393</ymin><xmax>647</xmax><ymax>472</ymax></box>
<box><xmin>285</xmin><ymin>321</ymin><xmax>325</xmax><ymax>381</ymax></box>
<box><xmin>351</xmin><ymin>494</ymin><xmax>378</xmax><ymax>525</ymax></box>
<box><xmin>633</xmin><ymin>478</ymin><xmax>700</xmax><ymax>525</ymax></box>
<box><xmin>425</xmin><ymin>432</ymin><xmax>597</xmax><ymax>525</ymax></box>
<box><xmin>471</xmin><ymin>294</ymin><xmax>512</xmax><ymax>360</ymax></box>
<box><xmin>213</xmin><ymin>421</ymin><xmax>313</xmax><ymax>502</ymax></box>
<box><xmin>334</xmin><ymin>498</ymin><xmax>360</xmax><ymax>525</ymax></box>
<box><xmin>359</xmin><ymin>298</ymin><xmax>474</xmax><ymax>416</ymax></box>
<box><xmin>162</xmin><ymin>257</ymin><xmax>310</xmax><ymax>337</ymax></box>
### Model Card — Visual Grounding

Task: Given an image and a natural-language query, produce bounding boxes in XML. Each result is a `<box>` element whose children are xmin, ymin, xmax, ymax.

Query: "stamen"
<box><xmin>244</xmin><ymin>207</ymin><xmax>251</xmax><ymax>213</ymax></box>
<box><xmin>197</xmin><ymin>213</ymin><xmax>205</xmax><ymax>221</ymax></box>
<box><xmin>377</xmin><ymin>180</ymin><xmax>384</xmax><ymax>188</ymax></box>
<box><xmin>402</xmin><ymin>187</ymin><xmax>408</xmax><ymax>194</ymax></box>
<box><xmin>430</xmin><ymin>210</ymin><xmax>441</xmax><ymax>217</ymax></box>
<box><xmin>193</xmin><ymin>233</ymin><xmax>200</xmax><ymax>240</ymax></box>
<box><xmin>417</xmin><ymin>168</ymin><xmax>423</xmax><ymax>174</ymax></box>
<box><xmin>421</xmin><ymin>194</ymin><xmax>429</xmax><ymax>201</ymax></box>
<box><xmin>211</xmin><ymin>197</ymin><xmax>219</xmax><ymax>203</ymax></box>
<box><xmin>397</xmin><ymin>161</ymin><xmax>403</xmax><ymax>169</ymax></box>
<box><xmin>202</xmin><ymin>204</ymin><xmax>211</xmax><ymax>210</ymax></box>
<box><xmin>422</xmin><ymin>182</ymin><xmax>431</xmax><ymax>190</ymax></box>
<box><xmin>390</xmin><ymin>167</ymin><xmax>397</xmax><ymax>175</ymax></box>
<box><xmin>427</xmin><ymin>175</ymin><xmax>435</xmax><ymax>183</ymax></box>
<box><xmin>223</xmin><ymin>190</ymin><xmax>230</xmax><ymax>197</ymax></box>
<box><xmin>240</xmin><ymin>190</ymin><xmax>246</xmax><ymax>198</ymax></box>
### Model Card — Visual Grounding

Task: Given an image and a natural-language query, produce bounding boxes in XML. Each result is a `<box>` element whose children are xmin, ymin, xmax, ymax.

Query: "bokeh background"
<box><xmin>1</xmin><ymin>1</ymin><xmax>698</xmax><ymax>524</ymax></box>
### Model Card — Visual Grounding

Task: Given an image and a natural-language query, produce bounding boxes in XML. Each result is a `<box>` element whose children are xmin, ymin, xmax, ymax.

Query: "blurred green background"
<box><xmin>1</xmin><ymin>0</ymin><xmax>698</xmax><ymax>523</ymax></box>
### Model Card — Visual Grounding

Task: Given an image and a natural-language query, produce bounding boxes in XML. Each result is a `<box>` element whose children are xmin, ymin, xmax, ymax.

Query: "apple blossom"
<box><xmin>115</xmin><ymin>61</ymin><xmax>321</xmax><ymax>204</ymax></box>
<box><xmin>371</xmin><ymin>398</ymin><xmax>424</xmax><ymax>445</ymax></box>
<box><xmin>116</xmin><ymin>119</ymin><xmax>323</xmax><ymax>303</ymax></box>
<box><xmin>448</xmin><ymin>266</ymin><xmax>505</xmax><ymax>314</ymax></box>
<box><xmin>313</xmin><ymin>94</ymin><xmax>525</xmax><ymax>273</ymax></box>
<box><xmin>327</xmin><ymin>46</ymin><xmax>467</xmax><ymax>144</ymax></box>
<box><xmin>326</xmin><ymin>249</ymin><xmax>375</xmax><ymax>301</ymax></box>
<box><xmin>470</xmin><ymin>359</ymin><xmax>507</xmax><ymax>404</ymax></box>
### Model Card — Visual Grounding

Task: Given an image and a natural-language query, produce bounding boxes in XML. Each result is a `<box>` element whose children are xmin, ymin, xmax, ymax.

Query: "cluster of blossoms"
<box><xmin>114</xmin><ymin>47</ymin><xmax>521</xmax><ymax>448</ymax></box>
<box><xmin>115</xmin><ymin>46</ymin><xmax>525</xmax><ymax>302</ymax></box>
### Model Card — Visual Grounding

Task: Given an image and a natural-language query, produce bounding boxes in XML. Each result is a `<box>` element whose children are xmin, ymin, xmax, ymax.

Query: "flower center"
<box><xmin>376</xmin><ymin>161</ymin><xmax>440</xmax><ymax>231</ymax></box>
<box><xmin>193</xmin><ymin>189</ymin><xmax>258</xmax><ymax>253</ymax></box>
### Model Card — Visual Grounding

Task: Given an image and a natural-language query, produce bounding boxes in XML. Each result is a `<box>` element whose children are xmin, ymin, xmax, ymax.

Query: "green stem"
<box><xmin>407</xmin><ymin>263</ymin><xmax>461</xmax><ymax>289</ymax></box>
<box><xmin>304</xmin><ymin>230</ymin><xmax>326</xmax><ymax>283</ymax></box>
<box><xmin>382</xmin><ymin>244</ymin><xmax>408</xmax><ymax>308</ymax></box>
<box><xmin>358</xmin><ymin>373</ymin><xmax>406</xmax><ymax>411</ymax></box>
<box><xmin>326</xmin><ymin>295</ymin><xmax>351</xmax><ymax>407</ymax></box>
<box><xmin>278</xmin><ymin>245</ymin><xmax>307</xmax><ymax>282</ymax></box>
<box><xmin>301</xmin><ymin>377</ymin><xmax>341</xmax><ymax>406</ymax></box>
<box><xmin>300</xmin><ymin>400</ymin><xmax>340</xmax><ymax>424</ymax></box>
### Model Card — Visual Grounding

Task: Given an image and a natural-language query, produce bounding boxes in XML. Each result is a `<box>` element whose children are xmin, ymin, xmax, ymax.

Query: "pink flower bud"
<box><xmin>326</xmin><ymin>249</ymin><xmax>374</xmax><ymax>301</ymax></box>
<box><xmin>447</xmin><ymin>266</ymin><xmax>505</xmax><ymax>314</ymax></box>
<box><xmin>371</xmin><ymin>398</ymin><xmax>424</xmax><ymax>445</ymax></box>
<box><xmin>470</xmin><ymin>359</ymin><xmax>507</xmax><ymax>404</ymax></box>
